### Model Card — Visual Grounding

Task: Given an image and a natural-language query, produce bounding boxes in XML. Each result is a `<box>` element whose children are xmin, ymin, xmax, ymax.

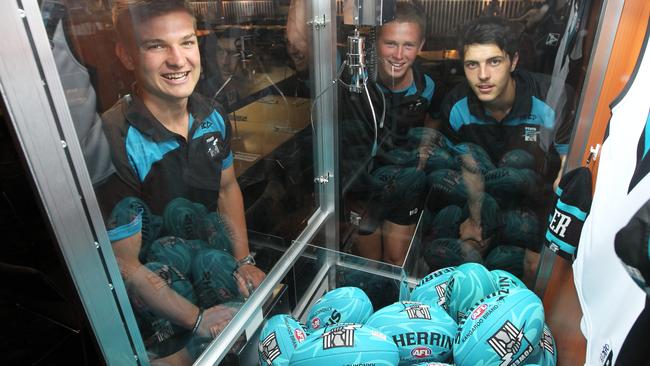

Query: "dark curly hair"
<box><xmin>457</xmin><ymin>16</ymin><xmax>524</xmax><ymax>61</ymax></box>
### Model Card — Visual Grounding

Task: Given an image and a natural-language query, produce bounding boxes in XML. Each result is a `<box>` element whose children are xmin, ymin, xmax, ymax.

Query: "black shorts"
<box><xmin>349</xmin><ymin>165</ymin><xmax>426</xmax><ymax>235</ymax></box>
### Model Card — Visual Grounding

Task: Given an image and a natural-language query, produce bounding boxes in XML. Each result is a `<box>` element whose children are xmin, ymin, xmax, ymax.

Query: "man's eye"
<box><xmin>182</xmin><ymin>40</ymin><xmax>196</xmax><ymax>47</ymax></box>
<box><xmin>147</xmin><ymin>44</ymin><xmax>164</xmax><ymax>50</ymax></box>
<box><xmin>489</xmin><ymin>59</ymin><xmax>501</xmax><ymax>66</ymax></box>
<box><xmin>465</xmin><ymin>62</ymin><xmax>478</xmax><ymax>69</ymax></box>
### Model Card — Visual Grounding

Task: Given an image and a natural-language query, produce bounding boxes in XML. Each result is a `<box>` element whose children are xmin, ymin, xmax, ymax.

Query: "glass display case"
<box><xmin>0</xmin><ymin>0</ymin><xmax>625</xmax><ymax>365</ymax></box>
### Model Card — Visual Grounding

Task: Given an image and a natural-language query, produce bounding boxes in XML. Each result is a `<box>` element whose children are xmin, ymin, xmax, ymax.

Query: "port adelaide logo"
<box><xmin>488</xmin><ymin>321</ymin><xmax>534</xmax><ymax>365</ymax></box>
<box><xmin>322</xmin><ymin>324</ymin><xmax>360</xmax><ymax>349</ymax></box>
<box><xmin>259</xmin><ymin>332</ymin><xmax>281</xmax><ymax>364</ymax></box>
<box><xmin>405</xmin><ymin>304</ymin><xmax>432</xmax><ymax>320</ymax></box>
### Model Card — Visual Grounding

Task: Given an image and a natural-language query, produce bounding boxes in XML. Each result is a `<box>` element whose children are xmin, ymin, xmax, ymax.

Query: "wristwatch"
<box><xmin>237</xmin><ymin>254</ymin><xmax>256</xmax><ymax>267</ymax></box>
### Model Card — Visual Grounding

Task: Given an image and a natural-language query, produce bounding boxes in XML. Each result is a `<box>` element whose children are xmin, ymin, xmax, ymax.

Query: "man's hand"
<box><xmin>459</xmin><ymin>218</ymin><xmax>490</xmax><ymax>256</ymax></box>
<box><xmin>286</xmin><ymin>0</ymin><xmax>309</xmax><ymax>71</ymax></box>
<box><xmin>197</xmin><ymin>304</ymin><xmax>238</xmax><ymax>338</ymax></box>
<box><xmin>459</xmin><ymin>217</ymin><xmax>483</xmax><ymax>243</ymax></box>
<box><xmin>416</xmin><ymin>146</ymin><xmax>431</xmax><ymax>171</ymax></box>
<box><xmin>233</xmin><ymin>265</ymin><xmax>266</xmax><ymax>298</ymax></box>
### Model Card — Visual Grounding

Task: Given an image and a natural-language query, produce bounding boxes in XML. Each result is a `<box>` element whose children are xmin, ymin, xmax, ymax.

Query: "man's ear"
<box><xmin>510</xmin><ymin>51</ymin><xmax>519</xmax><ymax>72</ymax></box>
<box><xmin>116</xmin><ymin>42</ymin><xmax>135</xmax><ymax>71</ymax></box>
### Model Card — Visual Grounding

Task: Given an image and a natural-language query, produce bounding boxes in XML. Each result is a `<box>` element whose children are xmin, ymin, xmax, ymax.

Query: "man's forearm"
<box><xmin>460</xmin><ymin>155</ymin><xmax>485</xmax><ymax>223</ymax></box>
<box><xmin>554</xmin><ymin>155</ymin><xmax>567</xmax><ymax>191</ymax></box>
<box><xmin>112</xmin><ymin>234</ymin><xmax>199</xmax><ymax>329</ymax></box>
<box><xmin>416</xmin><ymin>116</ymin><xmax>441</xmax><ymax>170</ymax></box>
<box><xmin>127</xmin><ymin>264</ymin><xmax>200</xmax><ymax>329</ymax></box>
<box><xmin>218</xmin><ymin>181</ymin><xmax>249</xmax><ymax>261</ymax></box>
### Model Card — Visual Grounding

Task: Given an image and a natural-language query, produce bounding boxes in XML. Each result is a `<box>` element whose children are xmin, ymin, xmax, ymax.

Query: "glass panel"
<box><xmin>294</xmin><ymin>244</ymin><xmax>409</xmax><ymax>314</ymax></box>
<box><xmin>336</xmin><ymin>0</ymin><xmax>601</xmax><ymax>289</ymax></box>
<box><xmin>41</xmin><ymin>0</ymin><xmax>317</xmax><ymax>363</ymax></box>
<box><xmin>219</xmin><ymin>243</ymin><xmax>408</xmax><ymax>364</ymax></box>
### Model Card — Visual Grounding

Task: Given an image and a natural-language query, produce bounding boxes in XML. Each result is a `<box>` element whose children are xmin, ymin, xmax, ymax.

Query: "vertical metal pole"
<box><xmin>0</xmin><ymin>0</ymin><xmax>147</xmax><ymax>364</ymax></box>
<box><xmin>311</xmin><ymin>0</ymin><xmax>340</xmax><ymax>252</ymax></box>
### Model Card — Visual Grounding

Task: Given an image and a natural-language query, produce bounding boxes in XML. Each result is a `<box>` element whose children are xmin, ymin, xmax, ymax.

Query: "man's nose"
<box><xmin>166</xmin><ymin>46</ymin><xmax>185</xmax><ymax>67</ymax></box>
<box><xmin>394</xmin><ymin>46</ymin><xmax>404</xmax><ymax>60</ymax></box>
<box><xmin>478</xmin><ymin>64</ymin><xmax>490</xmax><ymax>80</ymax></box>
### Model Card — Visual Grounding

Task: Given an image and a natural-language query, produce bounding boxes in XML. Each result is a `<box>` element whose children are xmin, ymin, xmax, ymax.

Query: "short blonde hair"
<box><xmin>379</xmin><ymin>2</ymin><xmax>427</xmax><ymax>41</ymax></box>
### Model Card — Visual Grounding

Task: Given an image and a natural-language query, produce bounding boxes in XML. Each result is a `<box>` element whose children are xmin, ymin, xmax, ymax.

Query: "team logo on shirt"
<box><xmin>407</xmin><ymin>99</ymin><xmax>424</xmax><ymax>111</ymax></box>
<box><xmin>523</xmin><ymin>126</ymin><xmax>539</xmax><ymax>142</ymax></box>
<box><xmin>205</xmin><ymin>133</ymin><xmax>227</xmax><ymax>160</ymax></box>
<box><xmin>546</xmin><ymin>33</ymin><xmax>560</xmax><ymax>46</ymax></box>
<box><xmin>600</xmin><ymin>343</ymin><xmax>613</xmax><ymax>366</ymax></box>
<box><xmin>548</xmin><ymin>242</ymin><xmax>560</xmax><ymax>253</ymax></box>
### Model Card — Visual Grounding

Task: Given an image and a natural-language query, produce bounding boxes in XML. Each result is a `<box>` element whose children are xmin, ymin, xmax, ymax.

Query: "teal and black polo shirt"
<box><xmin>340</xmin><ymin>64</ymin><xmax>439</xmax><ymax>191</ymax></box>
<box><xmin>374</xmin><ymin>67</ymin><xmax>437</xmax><ymax>150</ymax></box>
<box><xmin>340</xmin><ymin>63</ymin><xmax>440</xmax><ymax>163</ymax></box>
<box><xmin>439</xmin><ymin>69</ymin><xmax>574</xmax><ymax>180</ymax></box>
<box><xmin>98</xmin><ymin>92</ymin><xmax>233</xmax><ymax>240</ymax></box>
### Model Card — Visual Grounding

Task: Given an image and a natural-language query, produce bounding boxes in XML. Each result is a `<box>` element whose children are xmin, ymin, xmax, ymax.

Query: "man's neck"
<box><xmin>484</xmin><ymin>78</ymin><xmax>516</xmax><ymax>122</ymax></box>
<box><xmin>380</xmin><ymin>68</ymin><xmax>414</xmax><ymax>91</ymax></box>
<box><xmin>141</xmin><ymin>93</ymin><xmax>191</xmax><ymax>139</ymax></box>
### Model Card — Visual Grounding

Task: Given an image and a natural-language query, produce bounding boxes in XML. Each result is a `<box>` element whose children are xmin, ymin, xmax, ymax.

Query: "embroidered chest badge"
<box><xmin>205</xmin><ymin>133</ymin><xmax>227</xmax><ymax>160</ymax></box>
<box><xmin>523</xmin><ymin>126</ymin><xmax>539</xmax><ymax>142</ymax></box>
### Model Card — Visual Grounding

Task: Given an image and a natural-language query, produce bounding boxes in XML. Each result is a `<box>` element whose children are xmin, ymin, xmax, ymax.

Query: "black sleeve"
<box><xmin>428</xmin><ymin>80</ymin><xmax>447</xmax><ymax>121</ymax></box>
<box><xmin>554</xmin><ymin>82</ymin><xmax>578</xmax><ymax>151</ymax></box>
<box><xmin>95</xmin><ymin>172</ymin><xmax>142</xmax><ymax>222</ymax></box>
<box><xmin>98</xmin><ymin>107</ymin><xmax>143</xmax><ymax>223</ymax></box>
<box><xmin>438</xmin><ymin>88</ymin><xmax>464</xmax><ymax>146</ymax></box>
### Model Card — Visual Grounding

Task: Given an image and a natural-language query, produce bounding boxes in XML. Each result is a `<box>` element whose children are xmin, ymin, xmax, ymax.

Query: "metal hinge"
<box><xmin>307</xmin><ymin>15</ymin><xmax>328</xmax><ymax>29</ymax></box>
<box><xmin>586</xmin><ymin>144</ymin><xmax>601</xmax><ymax>167</ymax></box>
<box><xmin>314</xmin><ymin>172</ymin><xmax>332</xmax><ymax>184</ymax></box>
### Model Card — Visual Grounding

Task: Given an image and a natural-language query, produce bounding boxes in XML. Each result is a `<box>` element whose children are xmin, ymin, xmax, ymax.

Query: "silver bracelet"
<box><xmin>237</xmin><ymin>254</ymin><xmax>256</xmax><ymax>268</ymax></box>
<box><xmin>192</xmin><ymin>308</ymin><xmax>204</xmax><ymax>334</ymax></box>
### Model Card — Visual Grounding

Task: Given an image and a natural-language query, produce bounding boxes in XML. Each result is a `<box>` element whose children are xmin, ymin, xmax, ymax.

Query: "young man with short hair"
<box><xmin>341</xmin><ymin>2</ymin><xmax>440</xmax><ymax>265</ymax></box>
<box><xmin>439</xmin><ymin>16</ymin><xmax>574</xmax><ymax>285</ymax></box>
<box><xmin>98</xmin><ymin>0</ymin><xmax>264</xmax><ymax>362</ymax></box>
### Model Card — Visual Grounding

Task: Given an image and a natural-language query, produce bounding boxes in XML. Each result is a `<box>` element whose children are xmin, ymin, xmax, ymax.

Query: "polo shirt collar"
<box><xmin>123</xmin><ymin>91</ymin><xmax>213</xmax><ymax>141</ymax></box>
<box><xmin>466</xmin><ymin>70</ymin><xmax>533</xmax><ymax>121</ymax></box>
<box><xmin>377</xmin><ymin>60</ymin><xmax>424</xmax><ymax>96</ymax></box>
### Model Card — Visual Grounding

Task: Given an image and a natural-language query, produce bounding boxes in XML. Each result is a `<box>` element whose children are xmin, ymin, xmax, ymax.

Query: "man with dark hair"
<box><xmin>438</xmin><ymin>16</ymin><xmax>575</xmax><ymax>285</ymax></box>
<box><xmin>98</xmin><ymin>0</ymin><xmax>264</xmax><ymax>363</ymax></box>
<box><xmin>341</xmin><ymin>2</ymin><xmax>443</xmax><ymax>265</ymax></box>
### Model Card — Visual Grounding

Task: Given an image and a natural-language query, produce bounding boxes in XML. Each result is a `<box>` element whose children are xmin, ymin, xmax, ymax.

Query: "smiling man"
<box><xmin>97</xmin><ymin>1</ymin><xmax>264</xmax><ymax>363</ymax></box>
<box><xmin>439</xmin><ymin>16</ymin><xmax>575</xmax><ymax>285</ymax></box>
<box><xmin>340</xmin><ymin>2</ymin><xmax>442</xmax><ymax>266</ymax></box>
<box><xmin>376</xmin><ymin>15</ymin><xmax>424</xmax><ymax>91</ymax></box>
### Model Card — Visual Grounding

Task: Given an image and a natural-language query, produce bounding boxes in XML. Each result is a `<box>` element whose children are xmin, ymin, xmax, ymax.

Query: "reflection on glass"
<box><xmin>294</xmin><ymin>244</ymin><xmax>409</xmax><ymax>317</ymax></box>
<box><xmin>339</xmin><ymin>3</ymin><xmax>439</xmax><ymax>267</ymax></box>
<box><xmin>47</xmin><ymin>0</ymin><xmax>316</xmax><ymax>363</ymax></box>
<box><xmin>338</xmin><ymin>0</ymin><xmax>594</xmax><ymax>290</ymax></box>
